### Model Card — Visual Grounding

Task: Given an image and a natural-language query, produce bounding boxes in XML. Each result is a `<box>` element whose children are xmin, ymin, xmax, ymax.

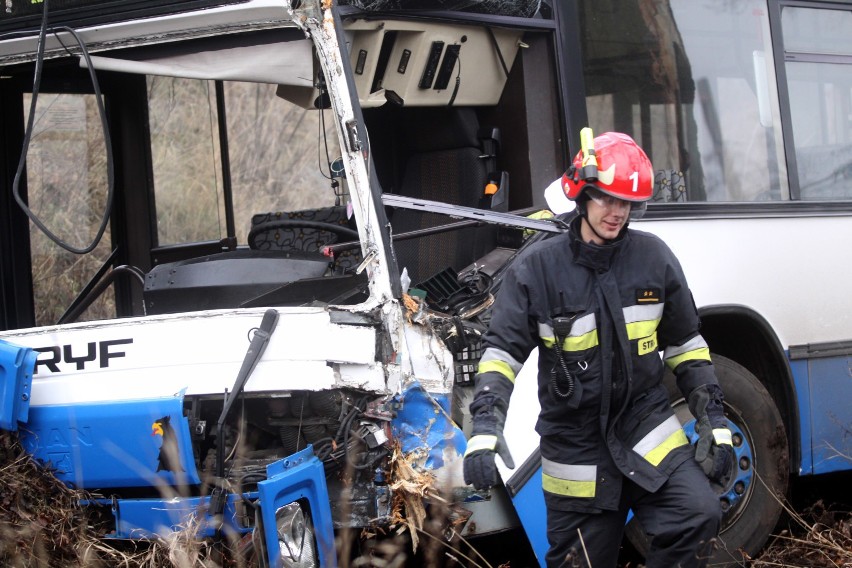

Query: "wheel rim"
<box><xmin>673</xmin><ymin>400</ymin><xmax>755</xmax><ymax>530</ymax></box>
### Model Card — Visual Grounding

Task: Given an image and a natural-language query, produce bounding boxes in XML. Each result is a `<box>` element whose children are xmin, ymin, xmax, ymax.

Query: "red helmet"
<box><xmin>561</xmin><ymin>131</ymin><xmax>654</xmax><ymax>204</ymax></box>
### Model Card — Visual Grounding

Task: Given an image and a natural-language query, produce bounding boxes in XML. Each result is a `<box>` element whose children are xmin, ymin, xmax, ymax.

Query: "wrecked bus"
<box><xmin>1</xmin><ymin>0</ymin><xmax>851</xmax><ymax>566</ymax></box>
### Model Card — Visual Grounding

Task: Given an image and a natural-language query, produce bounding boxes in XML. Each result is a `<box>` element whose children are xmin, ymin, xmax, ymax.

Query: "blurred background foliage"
<box><xmin>24</xmin><ymin>78</ymin><xmax>340</xmax><ymax>326</ymax></box>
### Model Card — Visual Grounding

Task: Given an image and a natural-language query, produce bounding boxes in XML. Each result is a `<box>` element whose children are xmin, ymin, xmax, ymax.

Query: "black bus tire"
<box><xmin>626</xmin><ymin>354</ymin><xmax>789</xmax><ymax>566</ymax></box>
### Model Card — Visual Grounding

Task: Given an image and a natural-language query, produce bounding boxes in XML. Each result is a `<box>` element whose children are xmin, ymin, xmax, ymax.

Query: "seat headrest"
<box><xmin>405</xmin><ymin>107</ymin><xmax>481</xmax><ymax>153</ymax></box>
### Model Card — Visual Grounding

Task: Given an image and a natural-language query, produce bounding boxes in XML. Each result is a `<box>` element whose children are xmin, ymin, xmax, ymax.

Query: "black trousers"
<box><xmin>544</xmin><ymin>457</ymin><xmax>722</xmax><ymax>568</ymax></box>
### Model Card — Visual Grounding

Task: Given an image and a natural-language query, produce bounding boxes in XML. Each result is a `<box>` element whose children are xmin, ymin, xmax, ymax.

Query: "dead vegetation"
<box><xmin>0</xmin><ymin>431</ymin><xmax>494</xmax><ymax>568</ymax></box>
<box><xmin>0</xmin><ymin>430</ymin><xmax>241</xmax><ymax>567</ymax></box>
<box><xmin>4</xmin><ymin>427</ymin><xmax>851</xmax><ymax>568</ymax></box>
<box><xmin>749</xmin><ymin>499</ymin><xmax>852</xmax><ymax>567</ymax></box>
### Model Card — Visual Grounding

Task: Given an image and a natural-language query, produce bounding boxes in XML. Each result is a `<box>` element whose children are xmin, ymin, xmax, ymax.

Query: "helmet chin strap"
<box><xmin>580</xmin><ymin>214</ymin><xmax>610</xmax><ymax>244</ymax></box>
<box><xmin>578</xmin><ymin>202</ymin><xmax>627</xmax><ymax>244</ymax></box>
<box><xmin>576</xmin><ymin>197</ymin><xmax>609</xmax><ymax>244</ymax></box>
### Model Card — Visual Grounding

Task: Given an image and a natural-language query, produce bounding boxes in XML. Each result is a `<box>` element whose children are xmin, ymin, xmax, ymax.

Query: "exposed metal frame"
<box><xmin>555</xmin><ymin>0</ymin><xmax>589</xmax><ymax>161</ymax></box>
<box><xmin>102</xmin><ymin>72</ymin><xmax>158</xmax><ymax>317</ymax></box>
<box><xmin>330</xmin><ymin>3</ymin><xmax>403</xmax><ymax>299</ymax></box>
<box><xmin>0</xmin><ymin>78</ymin><xmax>35</xmax><ymax>331</ymax></box>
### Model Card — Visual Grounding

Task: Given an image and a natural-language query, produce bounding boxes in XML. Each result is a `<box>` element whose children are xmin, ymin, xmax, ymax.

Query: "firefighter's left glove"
<box><xmin>689</xmin><ymin>384</ymin><xmax>734</xmax><ymax>485</ymax></box>
<box><xmin>463</xmin><ymin>394</ymin><xmax>515</xmax><ymax>490</ymax></box>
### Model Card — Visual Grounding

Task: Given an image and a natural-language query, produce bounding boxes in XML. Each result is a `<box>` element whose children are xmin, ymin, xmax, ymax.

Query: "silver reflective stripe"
<box><xmin>480</xmin><ymin>347</ymin><xmax>523</xmax><ymax>375</ymax></box>
<box><xmin>538</xmin><ymin>313</ymin><xmax>597</xmax><ymax>338</ymax></box>
<box><xmin>632</xmin><ymin>415</ymin><xmax>683</xmax><ymax>457</ymax></box>
<box><xmin>541</xmin><ymin>457</ymin><xmax>597</xmax><ymax>481</ymax></box>
<box><xmin>465</xmin><ymin>435</ymin><xmax>497</xmax><ymax>456</ymax></box>
<box><xmin>663</xmin><ymin>334</ymin><xmax>709</xmax><ymax>360</ymax></box>
<box><xmin>713</xmin><ymin>428</ymin><xmax>733</xmax><ymax>445</ymax></box>
<box><xmin>623</xmin><ymin>303</ymin><xmax>664</xmax><ymax>324</ymax></box>
<box><xmin>570</xmin><ymin>313</ymin><xmax>597</xmax><ymax>336</ymax></box>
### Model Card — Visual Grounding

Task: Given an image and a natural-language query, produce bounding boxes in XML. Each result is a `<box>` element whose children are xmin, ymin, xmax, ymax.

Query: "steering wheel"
<box><xmin>248</xmin><ymin>219</ymin><xmax>359</xmax><ymax>251</ymax></box>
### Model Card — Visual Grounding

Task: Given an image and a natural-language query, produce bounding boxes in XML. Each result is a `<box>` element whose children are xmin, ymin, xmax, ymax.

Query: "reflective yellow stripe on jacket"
<box><xmin>538</xmin><ymin>313</ymin><xmax>599</xmax><ymax>352</ymax></box>
<box><xmin>541</xmin><ymin>457</ymin><xmax>597</xmax><ymax>498</ymax></box>
<box><xmin>624</xmin><ymin>303</ymin><xmax>663</xmax><ymax>356</ymax></box>
<box><xmin>623</xmin><ymin>303</ymin><xmax>663</xmax><ymax>340</ymax></box>
<box><xmin>477</xmin><ymin>347</ymin><xmax>523</xmax><ymax>384</ymax></box>
<box><xmin>663</xmin><ymin>335</ymin><xmax>712</xmax><ymax>370</ymax></box>
<box><xmin>631</xmin><ymin>415</ymin><xmax>689</xmax><ymax>466</ymax></box>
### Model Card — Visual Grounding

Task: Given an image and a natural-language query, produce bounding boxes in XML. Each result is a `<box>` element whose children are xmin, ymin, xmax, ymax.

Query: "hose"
<box><xmin>12</xmin><ymin>0</ymin><xmax>115</xmax><ymax>255</ymax></box>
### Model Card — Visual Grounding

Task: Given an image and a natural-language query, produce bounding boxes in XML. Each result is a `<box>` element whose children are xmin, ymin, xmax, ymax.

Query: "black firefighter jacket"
<box><xmin>474</xmin><ymin>215</ymin><xmax>720</xmax><ymax>513</ymax></box>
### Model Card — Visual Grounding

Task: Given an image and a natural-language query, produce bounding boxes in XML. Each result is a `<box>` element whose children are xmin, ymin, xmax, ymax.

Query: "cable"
<box><xmin>237</xmin><ymin>472</ymin><xmax>266</xmax><ymax>512</ymax></box>
<box><xmin>549</xmin><ymin>346</ymin><xmax>575</xmax><ymax>399</ymax></box>
<box><xmin>548</xmin><ymin>310</ymin><xmax>584</xmax><ymax>400</ymax></box>
<box><xmin>316</xmin><ymin>89</ymin><xmax>333</xmax><ymax>181</ymax></box>
<box><xmin>315</xmin><ymin>83</ymin><xmax>348</xmax><ymax>205</ymax></box>
<box><xmin>447</xmin><ymin>53</ymin><xmax>461</xmax><ymax>107</ymax></box>
<box><xmin>11</xmin><ymin>1</ymin><xmax>115</xmax><ymax>255</ymax></box>
<box><xmin>344</xmin><ymin>424</ymin><xmax>387</xmax><ymax>471</ymax></box>
<box><xmin>486</xmin><ymin>27</ymin><xmax>510</xmax><ymax>78</ymax></box>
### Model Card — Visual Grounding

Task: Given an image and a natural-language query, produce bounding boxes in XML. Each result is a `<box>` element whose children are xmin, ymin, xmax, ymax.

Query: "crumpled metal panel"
<box><xmin>391</xmin><ymin>381</ymin><xmax>466</xmax><ymax>472</ymax></box>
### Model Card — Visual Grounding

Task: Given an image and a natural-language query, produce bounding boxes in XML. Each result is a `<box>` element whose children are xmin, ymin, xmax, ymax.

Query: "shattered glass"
<box><xmin>339</xmin><ymin>0</ymin><xmax>542</xmax><ymax>19</ymax></box>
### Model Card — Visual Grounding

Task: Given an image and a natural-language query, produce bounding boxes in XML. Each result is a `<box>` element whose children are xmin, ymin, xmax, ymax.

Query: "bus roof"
<box><xmin>0</xmin><ymin>0</ymin><xmax>295</xmax><ymax>67</ymax></box>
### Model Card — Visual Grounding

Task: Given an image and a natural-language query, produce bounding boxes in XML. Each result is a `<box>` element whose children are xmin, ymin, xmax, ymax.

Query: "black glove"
<box><xmin>689</xmin><ymin>384</ymin><xmax>734</xmax><ymax>485</ymax></box>
<box><xmin>463</xmin><ymin>394</ymin><xmax>515</xmax><ymax>490</ymax></box>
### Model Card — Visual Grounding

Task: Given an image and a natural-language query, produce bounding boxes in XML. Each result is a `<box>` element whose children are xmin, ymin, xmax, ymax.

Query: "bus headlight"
<box><xmin>275</xmin><ymin>502</ymin><xmax>317</xmax><ymax>568</ymax></box>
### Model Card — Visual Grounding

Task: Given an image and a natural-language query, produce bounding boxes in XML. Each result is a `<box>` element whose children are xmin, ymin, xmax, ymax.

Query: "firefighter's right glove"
<box><xmin>463</xmin><ymin>394</ymin><xmax>515</xmax><ymax>490</ymax></box>
<box><xmin>689</xmin><ymin>384</ymin><xmax>734</xmax><ymax>485</ymax></box>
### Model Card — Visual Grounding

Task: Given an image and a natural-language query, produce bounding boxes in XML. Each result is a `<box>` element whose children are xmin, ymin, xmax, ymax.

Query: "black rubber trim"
<box><xmin>788</xmin><ymin>340</ymin><xmax>852</xmax><ymax>360</ymax></box>
<box><xmin>699</xmin><ymin>304</ymin><xmax>801</xmax><ymax>473</ymax></box>
<box><xmin>505</xmin><ymin>445</ymin><xmax>541</xmax><ymax>498</ymax></box>
<box><xmin>337</xmin><ymin>6</ymin><xmax>558</xmax><ymax>30</ymax></box>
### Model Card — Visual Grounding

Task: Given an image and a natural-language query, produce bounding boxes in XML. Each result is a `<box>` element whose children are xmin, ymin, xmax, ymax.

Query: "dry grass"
<box><xmin>750</xmin><ymin>499</ymin><xmax>852</xmax><ymax>567</ymax></box>
<box><xmin>1</xmin><ymin>431</ymin><xmax>495</xmax><ymax>568</ymax></box>
<box><xmin>0</xmin><ymin>430</ymin><xmax>242</xmax><ymax>567</ymax></box>
<box><xmin>12</xmin><ymin>425</ymin><xmax>849</xmax><ymax>568</ymax></box>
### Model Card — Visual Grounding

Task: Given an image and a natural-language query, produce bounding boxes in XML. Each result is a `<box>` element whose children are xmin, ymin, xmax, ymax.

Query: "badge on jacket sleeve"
<box><xmin>636</xmin><ymin>288</ymin><xmax>661</xmax><ymax>303</ymax></box>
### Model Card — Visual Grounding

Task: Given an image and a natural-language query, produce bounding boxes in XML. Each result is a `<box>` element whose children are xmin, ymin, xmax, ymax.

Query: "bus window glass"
<box><xmin>782</xmin><ymin>7</ymin><xmax>852</xmax><ymax>201</ymax></box>
<box><xmin>781</xmin><ymin>7</ymin><xmax>852</xmax><ymax>56</ymax></box>
<box><xmin>223</xmin><ymin>82</ymin><xmax>343</xmax><ymax>244</ymax></box>
<box><xmin>580</xmin><ymin>0</ymin><xmax>788</xmax><ymax>203</ymax></box>
<box><xmin>148</xmin><ymin>78</ymin><xmax>344</xmax><ymax>247</ymax></box>
<box><xmin>24</xmin><ymin>93</ymin><xmax>115</xmax><ymax>325</ymax></box>
<box><xmin>149</xmin><ymin>77</ymin><xmax>225</xmax><ymax>245</ymax></box>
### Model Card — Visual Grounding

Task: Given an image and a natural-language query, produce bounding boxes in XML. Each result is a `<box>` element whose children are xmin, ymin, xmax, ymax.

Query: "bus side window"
<box><xmin>149</xmin><ymin>76</ymin><xmax>225</xmax><ymax>246</ymax></box>
<box><xmin>580</xmin><ymin>0</ymin><xmax>789</xmax><ymax>204</ymax></box>
<box><xmin>781</xmin><ymin>6</ymin><xmax>852</xmax><ymax>201</ymax></box>
<box><xmin>25</xmin><ymin>93</ymin><xmax>115</xmax><ymax>325</ymax></box>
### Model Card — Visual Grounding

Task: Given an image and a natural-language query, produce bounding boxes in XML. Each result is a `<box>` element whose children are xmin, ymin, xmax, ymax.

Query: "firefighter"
<box><xmin>463</xmin><ymin>130</ymin><xmax>734</xmax><ymax>567</ymax></box>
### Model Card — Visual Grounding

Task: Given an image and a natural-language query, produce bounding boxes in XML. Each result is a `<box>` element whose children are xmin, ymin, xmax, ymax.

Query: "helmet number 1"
<box><xmin>629</xmin><ymin>171</ymin><xmax>639</xmax><ymax>193</ymax></box>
